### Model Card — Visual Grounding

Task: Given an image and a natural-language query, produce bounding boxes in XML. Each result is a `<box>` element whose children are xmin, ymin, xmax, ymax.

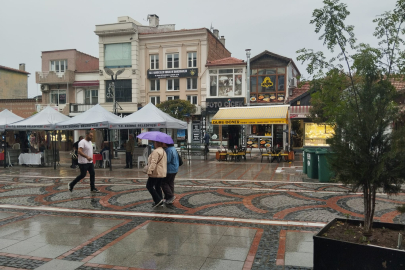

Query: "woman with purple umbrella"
<box><xmin>137</xmin><ymin>132</ymin><xmax>171</xmax><ymax>208</ymax></box>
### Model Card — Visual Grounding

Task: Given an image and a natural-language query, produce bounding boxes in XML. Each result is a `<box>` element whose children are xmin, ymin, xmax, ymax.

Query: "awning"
<box><xmin>290</xmin><ymin>106</ymin><xmax>312</xmax><ymax>118</ymax></box>
<box><xmin>72</xmin><ymin>80</ymin><xmax>100</xmax><ymax>87</ymax></box>
<box><xmin>211</xmin><ymin>105</ymin><xmax>289</xmax><ymax>125</ymax></box>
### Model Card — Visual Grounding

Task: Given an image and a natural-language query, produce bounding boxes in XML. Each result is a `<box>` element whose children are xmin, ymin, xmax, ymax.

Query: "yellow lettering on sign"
<box><xmin>261</xmin><ymin>77</ymin><xmax>273</xmax><ymax>88</ymax></box>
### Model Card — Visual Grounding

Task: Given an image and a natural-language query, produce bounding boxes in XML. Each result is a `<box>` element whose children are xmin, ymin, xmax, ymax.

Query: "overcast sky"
<box><xmin>0</xmin><ymin>0</ymin><xmax>398</xmax><ymax>98</ymax></box>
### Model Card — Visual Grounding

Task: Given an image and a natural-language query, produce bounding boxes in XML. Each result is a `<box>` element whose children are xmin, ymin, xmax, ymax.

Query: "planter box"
<box><xmin>314</xmin><ymin>218</ymin><xmax>405</xmax><ymax>270</ymax></box>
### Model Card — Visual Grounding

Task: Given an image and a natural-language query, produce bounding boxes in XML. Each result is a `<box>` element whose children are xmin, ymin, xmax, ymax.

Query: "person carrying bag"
<box><xmin>145</xmin><ymin>140</ymin><xmax>167</xmax><ymax>208</ymax></box>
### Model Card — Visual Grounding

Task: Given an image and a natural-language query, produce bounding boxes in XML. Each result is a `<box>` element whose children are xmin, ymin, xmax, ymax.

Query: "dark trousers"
<box><xmin>125</xmin><ymin>152</ymin><xmax>133</xmax><ymax>168</ymax></box>
<box><xmin>146</xmin><ymin>177</ymin><xmax>163</xmax><ymax>204</ymax></box>
<box><xmin>161</xmin><ymin>173</ymin><xmax>177</xmax><ymax>200</ymax></box>
<box><xmin>70</xmin><ymin>163</ymin><xmax>96</xmax><ymax>190</ymax></box>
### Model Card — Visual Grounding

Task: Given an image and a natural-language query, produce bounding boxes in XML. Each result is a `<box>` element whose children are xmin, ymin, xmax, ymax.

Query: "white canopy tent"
<box><xmin>55</xmin><ymin>104</ymin><xmax>122</xmax><ymax>130</ymax></box>
<box><xmin>110</xmin><ymin>102</ymin><xmax>187</xmax><ymax>129</ymax></box>
<box><xmin>0</xmin><ymin>109</ymin><xmax>24</xmax><ymax>131</ymax></box>
<box><xmin>6</xmin><ymin>106</ymin><xmax>70</xmax><ymax>130</ymax></box>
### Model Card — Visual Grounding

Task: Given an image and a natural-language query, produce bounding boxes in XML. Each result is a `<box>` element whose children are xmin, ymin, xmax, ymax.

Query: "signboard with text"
<box><xmin>147</xmin><ymin>68</ymin><xmax>198</xmax><ymax>79</ymax></box>
<box><xmin>211</xmin><ymin>118</ymin><xmax>288</xmax><ymax>125</ymax></box>
<box><xmin>206</xmin><ymin>98</ymin><xmax>245</xmax><ymax>113</ymax></box>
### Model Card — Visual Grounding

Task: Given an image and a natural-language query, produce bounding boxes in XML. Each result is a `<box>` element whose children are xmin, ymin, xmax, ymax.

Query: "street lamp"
<box><xmin>245</xmin><ymin>49</ymin><xmax>251</xmax><ymax>107</ymax></box>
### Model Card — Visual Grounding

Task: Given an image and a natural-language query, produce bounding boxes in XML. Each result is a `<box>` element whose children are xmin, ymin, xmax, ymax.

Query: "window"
<box><xmin>150</xmin><ymin>79</ymin><xmax>160</xmax><ymax>91</ymax></box>
<box><xmin>85</xmin><ymin>89</ymin><xmax>98</xmax><ymax>105</ymax></box>
<box><xmin>50</xmin><ymin>90</ymin><xmax>66</xmax><ymax>105</ymax></box>
<box><xmin>104</xmin><ymin>43</ymin><xmax>131</xmax><ymax>68</ymax></box>
<box><xmin>166</xmin><ymin>53</ymin><xmax>179</xmax><ymax>69</ymax></box>
<box><xmin>208</xmin><ymin>68</ymin><xmax>243</xmax><ymax>97</ymax></box>
<box><xmin>187</xmin><ymin>52</ymin><xmax>197</xmax><ymax>68</ymax></box>
<box><xmin>187</xmin><ymin>95</ymin><xmax>198</xmax><ymax>105</ymax></box>
<box><xmin>187</xmin><ymin>78</ymin><xmax>197</xmax><ymax>90</ymax></box>
<box><xmin>167</xmin><ymin>79</ymin><xmax>180</xmax><ymax>91</ymax></box>
<box><xmin>250</xmin><ymin>67</ymin><xmax>286</xmax><ymax>103</ymax></box>
<box><xmin>105</xmin><ymin>79</ymin><xmax>132</xmax><ymax>102</ymax></box>
<box><xmin>167</xmin><ymin>96</ymin><xmax>179</xmax><ymax>101</ymax></box>
<box><xmin>150</xmin><ymin>54</ymin><xmax>159</xmax><ymax>69</ymax></box>
<box><xmin>150</xmin><ymin>96</ymin><xmax>160</xmax><ymax>105</ymax></box>
<box><xmin>50</xmin><ymin>60</ymin><xmax>67</xmax><ymax>73</ymax></box>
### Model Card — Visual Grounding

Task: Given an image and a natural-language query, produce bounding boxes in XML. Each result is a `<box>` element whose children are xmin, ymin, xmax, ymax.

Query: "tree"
<box><xmin>297</xmin><ymin>0</ymin><xmax>405</xmax><ymax>236</ymax></box>
<box><xmin>156</xmin><ymin>99</ymin><xmax>196</xmax><ymax>121</ymax></box>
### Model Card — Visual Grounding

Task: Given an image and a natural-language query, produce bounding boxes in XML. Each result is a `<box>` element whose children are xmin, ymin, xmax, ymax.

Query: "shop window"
<box><xmin>150</xmin><ymin>96</ymin><xmax>160</xmax><ymax>105</ymax></box>
<box><xmin>166</xmin><ymin>53</ymin><xmax>179</xmax><ymax>69</ymax></box>
<box><xmin>51</xmin><ymin>90</ymin><xmax>66</xmax><ymax>105</ymax></box>
<box><xmin>187</xmin><ymin>78</ymin><xmax>197</xmax><ymax>90</ymax></box>
<box><xmin>187</xmin><ymin>95</ymin><xmax>198</xmax><ymax>105</ymax></box>
<box><xmin>150</xmin><ymin>79</ymin><xmax>160</xmax><ymax>91</ymax></box>
<box><xmin>250</xmin><ymin>67</ymin><xmax>287</xmax><ymax>103</ymax></box>
<box><xmin>150</xmin><ymin>54</ymin><xmax>159</xmax><ymax>70</ymax></box>
<box><xmin>167</xmin><ymin>96</ymin><xmax>179</xmax><ymax>101</ymax></box>
<box><xmin>209</xmin><ymin>68</ymin><xmax>243</xmax><ymax>97</ymax></box>
<box><xmin>104</xmin><ymin>43</ymin><xmax>131</xmax><ymax>68</ymax></box>
<box><xmin>304</xmin><ymin>123</ymin><xmax>334</xmax><ymax>147</ymax></box>
<box><xmin>85</xmin><ymin>89</ymin><xmax>98</xmax><ymax>105</ymax></box>
<box><xmin>167</xmin><ymin>79</ymin><xmax>180</xmax><ymax>91</ymax></box>
<box><xmin>187</xmin><ymin>52</ymin><xmax>197</xmax><ymax>68</ymax></box>
<box><xmin>105</xmin><ymin>79</ymin><xmax>132</xmax><ymax>102</ymax></box>
<box><xmin>210</xmin><ymin>76</ymin><xmax>217</xmax><ymax>96</ymax></box>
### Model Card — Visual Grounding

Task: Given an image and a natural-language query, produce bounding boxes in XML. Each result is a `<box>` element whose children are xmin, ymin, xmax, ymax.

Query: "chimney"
<box><xmin>19</xmin><ymin>63</ymin><xmax>25</xmax><ymax>71</ymax></box>
<box><xmin>220</xmin><ymin>36</ymin><xmax>225</xmax><ymax>46</ymax></box>
<box><xmin>213</xmin><ymin>29</ymin><xmax>219</xmax><ymax>38</ymax></box>
<box><xmin>149</xmin><ymin>14</ymin><xmax>159</xmax><ymax>27</ymax></box>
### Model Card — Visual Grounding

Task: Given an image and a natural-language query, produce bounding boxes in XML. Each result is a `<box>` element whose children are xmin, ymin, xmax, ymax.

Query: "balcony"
<box><xmin>36</xmin><ymin>104</ymin><xmax>65</xmax><ymax>113</ymax></box>
<box><xmin>36</xmin><ymin>70</ymin><xmax>75</xmax><ymax>85</ymax></box>
<box><xmin>70</xmin><ymin>103</ymin><xmax>96</xmax><ymax>114</ymax></box>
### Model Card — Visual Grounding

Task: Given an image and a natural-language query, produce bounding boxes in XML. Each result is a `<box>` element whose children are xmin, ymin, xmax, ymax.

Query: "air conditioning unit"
<box><xmin>40</xmin><ymin>84</ymin><xmax>49</xmax><ymax>92</ymax></box>
<box><xmin>194</xmin><ymin>105</ymin><xmax>202</xmax><ymax>115</ymax></box>
<box><xmin>290</xmin><ymin>77</ymin><xmax>297</xmax><ymax>88</ymax></box>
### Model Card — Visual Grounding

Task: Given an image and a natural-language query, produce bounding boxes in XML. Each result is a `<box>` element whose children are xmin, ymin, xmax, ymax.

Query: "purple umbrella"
<box><xmin>137</xmin><ymin>131</ymin><xmax>174</xmax><ymax>144</ymax></box>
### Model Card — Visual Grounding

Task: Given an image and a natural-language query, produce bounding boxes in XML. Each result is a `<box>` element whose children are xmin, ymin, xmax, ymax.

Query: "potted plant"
<box><xmin>297</xmin><ymin>0</ymin><xmax>405</xmax><ymax>268</ymax></box>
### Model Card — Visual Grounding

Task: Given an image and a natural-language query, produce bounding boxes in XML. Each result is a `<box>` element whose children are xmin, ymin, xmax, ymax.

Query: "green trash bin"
<box><xmin>317</xmin><ymin>150</ymin><xmax>335</xmax><ymax>183</ymax></box>
<box><xmin>302</xmin><ymin>148</ymin><xmax>308</xmax><ymax>174</ymax></box>
<box><xmin>306</xmin><ymin>149</ymin><xmax>320</xmax><ymax>179</ymax></box>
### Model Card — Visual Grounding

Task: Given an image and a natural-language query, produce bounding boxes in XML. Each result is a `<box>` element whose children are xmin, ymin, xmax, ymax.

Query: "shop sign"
<box><xmin>250</xmin><ymin>93</ymin><xmax>284</xmax><ymax>103</ymax></box>
<box><xmin>261</xmin><ymin>77</ymin><xmax>274</xmax><ymax>88</ymax></box>
<box><xmin>177</xmin><ymin>129</ymin><xmax>186</xmax><ymax>140</ymax></box>
<box><xmin>147</xmin><ymin>68</ymin><xmax>198</xmax><ymax>79</ymax></box>
<box><xmin>290</xmin><ymin>114</ymin><xmax>308</xmax><ymax>118</ymax></box>
<box><xmin>206</xmin><ymin>98</ymin><xmax>245</xmax><ymax>113</ymax></box>
<box><xmin>211</xmin><ymin>118</ymin><xmax>288</xmax><ymax>125</ymax></box>
<box><xmin>192</xmin><ymin>121</ymin><xmax>200</xmax><ymax>142</ymax></box>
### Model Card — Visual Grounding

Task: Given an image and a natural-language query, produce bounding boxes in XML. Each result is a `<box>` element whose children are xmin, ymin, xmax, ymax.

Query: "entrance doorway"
<box><xmin>228</xmin><ymin>126</ymin><xmax>240</xmax><ymax>149</ymax></box>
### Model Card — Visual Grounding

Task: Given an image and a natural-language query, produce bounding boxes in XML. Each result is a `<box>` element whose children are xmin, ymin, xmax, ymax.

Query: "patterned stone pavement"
<box><xmin>0</xmin><ymin>153</ymin><xmax>403</xmax><ymax>269</ymax></box>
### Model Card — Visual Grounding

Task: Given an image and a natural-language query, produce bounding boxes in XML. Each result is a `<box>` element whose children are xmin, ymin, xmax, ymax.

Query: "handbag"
<box><xmin>71</xmin><ymin>151</ymin><xmax>78</xmax><ymax>160</ymax></box>
<box><xmin>177</xmin><ymin>151</ymin><xmax>183</xmax><ymax>166</ymax></box>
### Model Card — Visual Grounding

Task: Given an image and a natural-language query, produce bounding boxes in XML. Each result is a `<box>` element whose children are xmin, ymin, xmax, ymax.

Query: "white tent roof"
<box><xmin>0</xmin><ymin>109</ymin><xmax>24</xmax><ymax>131</ymax></box>
<box><xmin>110</xmin><ymin>102</ymin><xmax>187</xmax><ymax>129</ymax></box>
<box><xmin>55</xmin><ymin>104</ymin><xmax>122</xmax><ymax>130</ymax></box>
<box><xmin>6</xmin><ymin>106</ymin><xmax>70</xmax><ymax>130</ymax></box>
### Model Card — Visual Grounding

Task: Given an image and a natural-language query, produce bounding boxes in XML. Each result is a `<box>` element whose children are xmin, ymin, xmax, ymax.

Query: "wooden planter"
<box><xmin>314</xmin><ymin>218</ymin><xmax>405</xmax><ymax>270</ymax></box>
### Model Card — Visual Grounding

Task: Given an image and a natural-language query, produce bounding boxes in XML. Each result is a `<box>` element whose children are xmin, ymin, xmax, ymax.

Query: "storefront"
<box><xmin>206</xmin><ymin>97</ymin><xmax>245</xmax><ymax>148</ymax></box>
<box><xmin>211</xmin><ymin>105</ymin><xmax>289</xmax><ymax>149</ymax></box>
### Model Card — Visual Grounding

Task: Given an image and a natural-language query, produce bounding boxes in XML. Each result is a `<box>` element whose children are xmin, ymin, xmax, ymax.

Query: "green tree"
<box><xmin>156</xmin><ymin>99</ymin><xmax>196</xmax><ymax>121</ymax></box>
<box><xmin>297</xmin><ymin>0</ymin><xmax>405</xmax><ymax>236</ymax></box>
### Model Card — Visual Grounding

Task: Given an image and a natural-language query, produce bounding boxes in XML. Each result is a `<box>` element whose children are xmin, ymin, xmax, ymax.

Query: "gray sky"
<box><xmin>0</xmin><ymin>0</ymin><xmax>398</xmax><ymax>98</ymax></box>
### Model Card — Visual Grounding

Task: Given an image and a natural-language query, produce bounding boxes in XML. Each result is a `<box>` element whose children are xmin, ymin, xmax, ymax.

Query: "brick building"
<box><xmin>0</xmin><ymin>64</ymin><xmax>30</xmax><ymax>99</ymax></box>
<box><xmin>0</xmin><ymin>96</ymin><xmax>41</xmax><ymax>118</ymax></box>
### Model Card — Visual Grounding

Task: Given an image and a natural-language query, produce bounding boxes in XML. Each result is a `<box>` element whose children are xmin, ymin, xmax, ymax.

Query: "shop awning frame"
<box><xmin>211</xmin><ymin>105</ymin><xmax>289</xmax><ymax>125</ymax></box>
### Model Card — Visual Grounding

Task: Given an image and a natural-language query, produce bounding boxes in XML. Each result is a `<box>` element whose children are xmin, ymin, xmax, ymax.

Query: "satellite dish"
<box><xmin>115</xmin><ymin>68</ymin><xmax>125</xmax><ymax>76</ymax></box>
<box><xmin>104</xmin><ymin>68</ymin><xmax>114</xmax><ymax>76</ymax></box>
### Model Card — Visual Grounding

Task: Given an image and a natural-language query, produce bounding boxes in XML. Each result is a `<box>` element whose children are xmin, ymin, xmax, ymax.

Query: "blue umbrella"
<box><xmin>137</xmin><ymin>131</ymin><xmax>174</xmax><ymax>144</ymax></box>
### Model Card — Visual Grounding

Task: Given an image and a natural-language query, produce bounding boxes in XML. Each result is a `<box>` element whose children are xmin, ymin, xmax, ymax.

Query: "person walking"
<box><xmin>146</xmin><ymin>140</ymin><xmax>167</xmax><ymax>208</ymax></box>
<box><xmin>125</xmin><ymin>134</ymin><xmax>135</xmax><ymax>169</ymax></box>
<box><xmin>68</xmin><ymin>131</ymin><xmax>99</xmax><ymax>193</ymax></box>
<box><xmin>161</xmin><ymin>143</ymin><xmax>179</xmax><ymax>204</ymax></box>
<box><xmin>71</xmin><ymin>136</ymin><xmax>83</xmax><ymax>168</ymax></box>
<box><xmin>203</xmin><ymin>132</ymin><xmax>210</xmax><ymax>154</ymax></box>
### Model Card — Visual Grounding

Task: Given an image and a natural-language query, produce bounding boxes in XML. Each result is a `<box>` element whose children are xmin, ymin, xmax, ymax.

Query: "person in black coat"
<box><xmin>71</xmin><ymin>136</ymin><xmax>83</xmax><ymax>168</ymax></box>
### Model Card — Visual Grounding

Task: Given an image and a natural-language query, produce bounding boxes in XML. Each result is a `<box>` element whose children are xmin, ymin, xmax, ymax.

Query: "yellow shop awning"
<box><xmin>211</xmin><ymin>105</ymin><xmax>289</xmax><ymax>125</ymax></box>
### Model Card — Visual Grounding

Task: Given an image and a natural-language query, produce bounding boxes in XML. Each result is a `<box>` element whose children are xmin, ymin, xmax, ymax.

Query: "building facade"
<box><xmin>0</xmin><ymin>64</ymin><xmax>30</xmax><ymax>99</ymax></box>
<box><xmin>36</xmin><ymin>49</ymin><xmax>99</xmax><ymax>115</ymax></box>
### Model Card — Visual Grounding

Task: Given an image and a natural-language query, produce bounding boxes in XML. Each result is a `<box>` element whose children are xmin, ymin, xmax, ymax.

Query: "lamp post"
<box><xmin>245</xmin><ymin>49</ymin><xmax>251</xmax><ymax>107</ymax></box>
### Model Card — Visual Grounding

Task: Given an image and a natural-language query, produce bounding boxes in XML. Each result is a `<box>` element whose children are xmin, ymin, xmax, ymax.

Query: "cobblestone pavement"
<box><xmin>0</xmin><ymin>154</ymin><xmax>403</xmax><ymax>269</ymax></box>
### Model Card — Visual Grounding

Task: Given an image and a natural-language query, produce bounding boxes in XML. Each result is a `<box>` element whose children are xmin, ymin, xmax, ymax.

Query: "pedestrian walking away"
<box><xmin>70</xmin><ymin>136</ymin><xmax>83</xmax><ymax>168</ymax></box>
<box><xmin>125</xmin><ymin>134</ymin><xmax>135</xmax><ymax>169</ymax></box>
<box><xmin>68</xmin><ymin>131</ymin><xmax>99</xmax><ymax>193</ymax></box>
<box><xmin>204</xmin><ymin>132</ymin><xmax>210</xmax><ymax>154</ymax></box>
<box><xmin>145</xmin><ymin>140</ymin><xmax>167</xmax><ymax>208</ymax></box>
<box><xmin>161</xmin><ymin>143</ymin><xmax>179</xmax><ymax>204</ymax></box>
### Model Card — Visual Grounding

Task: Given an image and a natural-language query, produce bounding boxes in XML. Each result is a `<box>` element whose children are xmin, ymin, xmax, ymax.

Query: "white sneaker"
<box><xmin>153</xmin><ymin>199</ymin><xmax>164</xmax><ymax>208</ymax></box>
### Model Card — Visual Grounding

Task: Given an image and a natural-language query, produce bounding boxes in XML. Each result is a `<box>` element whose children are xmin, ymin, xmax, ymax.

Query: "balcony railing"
<box><xmin>35</xmin><ymin>104</ymin><xmax>65</xmax><ymax>113</ymax></box>
<box><xmin>70</xmin><ymin>103</ymin><xmax>96</xmax><ymax>113</ymax></box>
<box><xmin>36</xmin><ymin>70</ymin><xmax>75</xmax><ymax>84</ymax></box>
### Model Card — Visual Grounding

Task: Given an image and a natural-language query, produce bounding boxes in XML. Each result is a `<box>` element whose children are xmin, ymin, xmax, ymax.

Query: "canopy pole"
<box><xmin>53</xmin><ymin>131</ymin><xmax>56</xmax><ymax>170</ymax></box>
<box><xmin>108</xmin><ymin>129</ymin><xmax>112</xmax><ymax>171</ymax></box>
<box><xmin>3</xmin><ymin>131</ymin><xmax>6</xmax><ymax>168</ymax></box>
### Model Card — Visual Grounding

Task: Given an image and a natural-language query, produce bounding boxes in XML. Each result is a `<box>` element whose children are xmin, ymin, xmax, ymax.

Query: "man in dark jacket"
<box><xmin>125</xmin><ymin>134</ymin><xmax>135</xmax><ymax>168</ymax></box>
<box><xmin>71</xmin><ymin>136</ymin><xmax>83</xmax><ymax>168</ymax></box>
